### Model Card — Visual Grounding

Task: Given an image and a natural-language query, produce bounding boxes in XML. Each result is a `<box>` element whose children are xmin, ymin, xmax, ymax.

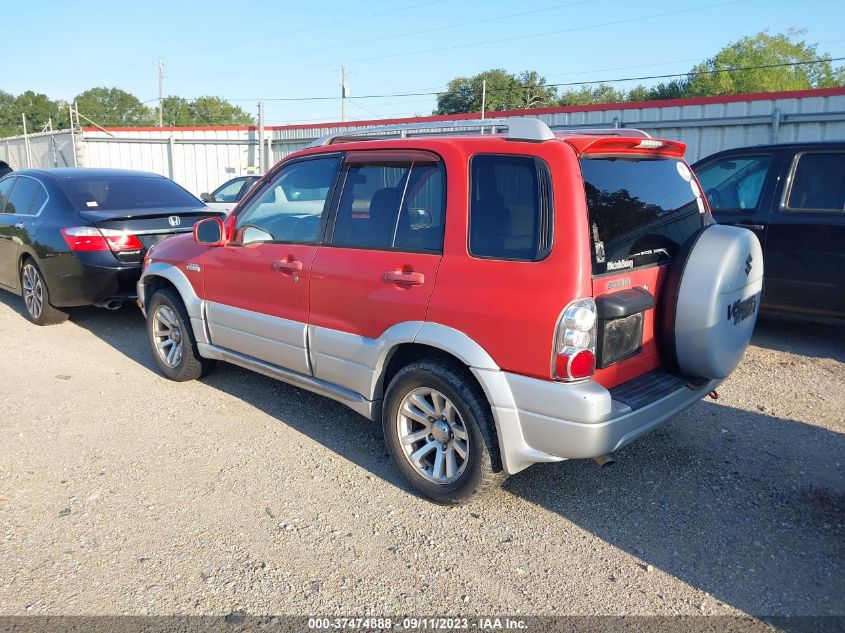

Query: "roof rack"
<box><xmin>554</xmin><ymin>127</ymin><xmax>651</xmax><ymax>138</ymax></box>
<box><xmin>310</xmin><ymin>117</ymin><xmax>556</xmax><ymax>146</ymax></box>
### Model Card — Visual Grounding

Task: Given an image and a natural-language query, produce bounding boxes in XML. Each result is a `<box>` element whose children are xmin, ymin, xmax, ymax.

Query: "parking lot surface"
<box><xmin>0</xmin><ymin>293</ymin><xmax>842</xmax><ymax>618</ymax></box>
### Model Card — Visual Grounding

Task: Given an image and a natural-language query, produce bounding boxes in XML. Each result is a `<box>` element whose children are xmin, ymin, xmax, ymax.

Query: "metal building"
<box><xmin>2</xmin><ymin>87</ymin><xmax>844</xmax><ymax>197</ymax></box>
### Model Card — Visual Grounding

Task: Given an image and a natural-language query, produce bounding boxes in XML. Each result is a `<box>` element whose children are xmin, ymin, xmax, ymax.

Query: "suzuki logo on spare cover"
<box><xmin>168</xmin><ymin>215</ymin><xmax>181</xmax><ymax>227</ymax></box>
<box><xmin>745</xmin><ymin>253</ymin><xmax>753</xmax><ymax>277</ymax></box>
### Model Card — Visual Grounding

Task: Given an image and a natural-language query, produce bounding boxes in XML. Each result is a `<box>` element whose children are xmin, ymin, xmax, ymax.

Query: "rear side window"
<box><xmin>330</xmin><ymin>152</ymin><xmax>445</xmax><ymax>252</ymax></box>
<box><xmin>469</xmin><ymin>155</ymin><xmax>553</xmax><ymax>261</ymax></box>
<box><xmin>0</xmin><ymin>177</ymin><xmax>16</xmax><ymax>213</ymax></box>
<box><xmin>786</xmin><ymin>152</ymin><xmax>845</xmax><ymax>212</ymax></box>
<box><xmin>695</xmin><ymin>155</ymin><xmax>772</xmax><ymax>211</ymax></box>
<box><xmin>581</xmin><ymin>157</ymin><xmax>705</xmax><ymax>275</ymax></box>
<box><xmin>59</xmin><ymin>175</ymin><xmax>200</xmax><ymax>211</ymax></box>
<box><xmin>5</xmin><ymin>176</ymin><xmax>47</xmax><ymax>215</ymax></box>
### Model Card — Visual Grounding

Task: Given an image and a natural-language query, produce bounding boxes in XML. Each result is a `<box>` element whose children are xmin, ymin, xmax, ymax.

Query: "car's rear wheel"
<box><xmin>383</xmin><ymin>359</ymin><xmax>505</xmax><ymax>504</ymax></box>
<box><xmin>147</xmin><ymin>287</ymin><xmax>215</xmax><ymax>381</ymax></box>
<box><xmin>20</xmin><ymin>259</ymin><xmax>69</xmax><ymax>326</ymax></box>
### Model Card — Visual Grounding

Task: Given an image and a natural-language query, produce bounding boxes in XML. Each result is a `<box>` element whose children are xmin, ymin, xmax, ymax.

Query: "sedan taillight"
<box><xmin>61</xmin><ymin>227</ymin><xmax>144</xmax><ymax>253</ymax></box>
<box><xmin>552</xmin><ymin>298</ymin><xmax>597</xmax><ymax>381</ymax></box>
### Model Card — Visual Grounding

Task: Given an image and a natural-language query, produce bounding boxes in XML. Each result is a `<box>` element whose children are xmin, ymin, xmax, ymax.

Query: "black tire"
<box><xmin>382</xmin><ymin>358</ymin><xmax>505</xmax><ymax>504</ymax></box>
<box><xmin>19</xmin><ymin>258</ymin><xmax>69</xmax><ymax>326</ymax></box>
<box><xmin>146</xmin><ymin>287</ymin><xmax>215</xmax><ymax>381</ymax></box>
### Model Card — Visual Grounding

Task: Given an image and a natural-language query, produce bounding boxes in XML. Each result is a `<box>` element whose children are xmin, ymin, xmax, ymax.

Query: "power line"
<box><xmin>216</xmin><ymin>55</ymin><xmax>845</xmax><ymax>102</ymax></box>
<box><xmin>171</xmin><ymin>0</ymin><xmax>599</xmax><ymax>78</ymax></box>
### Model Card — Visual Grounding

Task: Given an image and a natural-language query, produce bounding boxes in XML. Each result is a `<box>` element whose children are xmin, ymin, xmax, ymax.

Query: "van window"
<box><xmin>581</xmin><ymin>157</ymin><xmax>705</xmax><ymax>275</ymax></box>
<box><xmin>786</xmin><ymin>152</ymin><xmax>845</xmax><ymax>213</ymax></box>
<box><xmin>695</xmin><ymin>155</ymin><xmax>772</xmax><ymax>211</ymax></box>
<box><xmin>469</xmin><ymin>155</ymin><xmax>553</xmax><ymax>261</ymax></box>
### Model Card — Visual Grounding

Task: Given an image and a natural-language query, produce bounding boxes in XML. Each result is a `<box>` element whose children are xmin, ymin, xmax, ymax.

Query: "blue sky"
<box><xmin>8</xmin><ymin>0</ymin><xmax>845</xmax><ymax>125</ymax></box>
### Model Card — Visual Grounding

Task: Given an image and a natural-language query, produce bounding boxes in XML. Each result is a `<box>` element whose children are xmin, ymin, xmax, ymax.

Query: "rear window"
<box><xmin>580</xmin><ymin>157</ymin><xmax>706</xmax><ymax>275</ymax></box>
<box><xmin>59</xmin><ymin>175</ymin><xmax>200</xmax><ymax>211</ymax></box>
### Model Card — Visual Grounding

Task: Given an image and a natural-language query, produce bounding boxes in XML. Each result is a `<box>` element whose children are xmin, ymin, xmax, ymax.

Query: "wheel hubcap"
<box><xmin>152</xmin><ymin>305</ymin><xmax>184</xmax><ymax>368</ymax></box>
<box><xmin>22</xmin><ymin>264</ymin><xmax>44</xmax><ymax>319</ymax></box>
<box><xmin>396</xmin><ymin>387</ymin><xmax>469</xmax><ymax>484</ymax></box>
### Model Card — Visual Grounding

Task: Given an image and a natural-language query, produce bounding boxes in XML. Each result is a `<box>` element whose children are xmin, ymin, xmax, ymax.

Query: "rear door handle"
<box><xmin>272</xmin><ymin>259</ymin><xmax>303</xmax><ymax>273</ymax></box>
<box><xmin>736</xmin><ymin>222</ymin><xmax>764</xmax><ymax>231</ymax></box>
<box><xmin>383</xmin><ymin>270</ymin><xmax>425</xmax><ymax>286</ymax></box>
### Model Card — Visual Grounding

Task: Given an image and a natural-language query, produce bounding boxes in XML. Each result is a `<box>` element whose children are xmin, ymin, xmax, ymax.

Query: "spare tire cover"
<box><xmin>663</xmin><ymin>224</ymin><xmax>764</xmax><ymax>380</ymax></box>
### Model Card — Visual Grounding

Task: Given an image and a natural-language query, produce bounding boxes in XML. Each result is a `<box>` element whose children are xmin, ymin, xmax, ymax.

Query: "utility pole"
<box><xmin>481</xmin><ymin>79</ymin><xmax>487</xmax><ymax>119</ymax></box>
<box><xmin>157</xmin><ymin>58</ymin><xmax>165</xmax><ymax>127</ymax></box>
<box><xmin>258</xmin><ymin>101</ymin><xmax>266</xmax><ymax>173</ymax></box>
<box><xmin>341</xmin><ymin>66</ymin><xmax>349</xmax><ymax>122</ymax></box>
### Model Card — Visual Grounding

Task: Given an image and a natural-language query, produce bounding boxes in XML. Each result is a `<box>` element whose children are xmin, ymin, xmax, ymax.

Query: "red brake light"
<box><xmin>552</xmin><ymin>298</ymin><xmax>598</xmax><ymax>382</ymax></box>
<box><xmin>61</xmin><ymin>227</ymin><xmax>144</xmax><ymax>253</ymax></box>
<box><xmin>569</xmin><ymin>137</ymin><xmax>686</xmax><ymax>158</ymax></box>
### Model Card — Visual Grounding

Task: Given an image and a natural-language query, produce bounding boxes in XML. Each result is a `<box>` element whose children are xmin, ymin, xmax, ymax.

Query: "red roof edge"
<box><xmin>83</xmin><ymin>87</ymin><xmax>845</xmax><ymax>134</ymax></box>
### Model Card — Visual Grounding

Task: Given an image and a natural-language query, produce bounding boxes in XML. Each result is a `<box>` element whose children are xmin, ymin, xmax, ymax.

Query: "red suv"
<box><xmin>138</xmin><ymin>119</ymin><xmax>763</xmax><ymax>504</ymax></box>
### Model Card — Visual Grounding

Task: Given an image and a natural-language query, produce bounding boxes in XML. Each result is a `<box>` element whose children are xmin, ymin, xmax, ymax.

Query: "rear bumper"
<box><xmin>47</xmin><ymin>258</ymin><xmax>141</xmax><ymax>307</ymax></box>
<box><xmin>475</xmin><ymin>367</ymin><xmax>719</xmax><ymax>474</ymax></box>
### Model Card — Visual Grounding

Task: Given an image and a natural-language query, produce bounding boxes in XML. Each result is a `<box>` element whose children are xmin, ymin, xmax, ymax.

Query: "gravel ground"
<box><xmin>0</xmin><ymin>292</ymin><xmax>842</xmax><ymax>619</ymax></box>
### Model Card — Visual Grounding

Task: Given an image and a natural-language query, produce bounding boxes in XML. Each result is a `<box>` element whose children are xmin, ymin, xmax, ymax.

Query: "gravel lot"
<box><xmin>0</xmin><ymin>291</ymin><xmax>842</xmax><ymax>619</ymax></box>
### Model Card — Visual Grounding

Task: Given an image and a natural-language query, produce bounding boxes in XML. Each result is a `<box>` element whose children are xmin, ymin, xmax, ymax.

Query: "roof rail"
<box><xmin>310</xmin><ymin>117</ymin><xmax>555</xmax><ymax>147</ymax></box>
<box><xmin>554</xmin><ymin>127</ymin><xmax>652</xmax><ymax>138</ymax></box>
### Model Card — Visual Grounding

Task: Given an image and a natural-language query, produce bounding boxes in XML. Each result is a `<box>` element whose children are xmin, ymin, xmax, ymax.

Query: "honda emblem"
<box><xmin>168</xmin><ymin>215</ymin><xmax>181</xmax><ymax>227</ymax></box>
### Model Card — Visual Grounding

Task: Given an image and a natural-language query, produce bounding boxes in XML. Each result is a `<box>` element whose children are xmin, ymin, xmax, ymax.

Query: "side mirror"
<box><xmin>194</xmin><ymin>217</ymin><xmax>227</xmax><ymax>247</ymax></box>
<box><xmin>200</xmin><ymin>192</ymin><xmax>212</xmax><ymax>203</ymax></box>
<box><xmin>409</xmin><ymin>207</ymin><xmax>433</xmax><ymax>230</ymax></box>
<box><xmin>240</xmin><ymin>225</ymin><xmax>274</xmax><ymax>245</ymax></box>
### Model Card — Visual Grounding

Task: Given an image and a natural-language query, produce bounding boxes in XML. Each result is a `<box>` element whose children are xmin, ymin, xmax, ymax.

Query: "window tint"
<box><xmin>59</xmin><ymin>175</ymin><xmax>200</xmax><ymax>211</ymax></box>
<box><xmin>211</xmin><ymin>177</ymin><xmax>247</xmax><ymax>203</ymax></box>
<box><xmin>581</xmin><ymin>157</ymin><xmax>705</xmax><ymax>275</ymax></box>
<box><xmin>236</xmin><ymin>156</ymin><xmax>341</xmax><ymax>244</ymax></box>
<box><xmin>5</xmin><ymin>176</ymin><xmax>45</xmax><ymax>215</ymax></box>
<box><xmin>469</xmin><ymin>155</ymin><xmax>552</xmax><ymax>261</ymax></box>
<box><xmin>0</xmin><ymin>177</ymin><xmax>16</xmax><ymax>214</ymax></box>
<box><xmin>331</xmin><ymin>154</ymin><xmax>445</xmax><ymax>252</ymax></box>
<box><xmin>786</xmin><ymin>152</ymin><xmax>845</xmax><ymax>212</ymax></box>
<box><xmin>695</xmin><ymin>155</ymin><xmax>771</xmax><ymax>211</ymax></box>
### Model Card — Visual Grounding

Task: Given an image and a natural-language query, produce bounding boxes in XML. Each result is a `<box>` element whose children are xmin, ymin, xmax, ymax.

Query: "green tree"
<box><xmin>74</xmin><ymin>87</ymin><xmax>153</xmax><ymax>126</ymax></box>
<box><xmin>15</xmin><ymin>91</ymin><xmax>62</xmax><ymax>133</ymax></box>
<box><xmin>187</xmin><ymin>96</ymin><xmax>255</xmax><ymax>126</ymax></box>
<box><xmin>161</xmin><ymin>96</ymin><xmax>193</xmax><ymax>126</ymax></box>
<box><xmin>0</xmin><ymin>91</ymin><xmax>18</xmax><ymax>137</ymax></box>
<box><xmin>558</xmin><ymin>83</ymin><xmax>625</xmax><ymax>106</ymax></box>
<box><xmin>684</xmin><ymin>30</ymin><xmax>842</xmax><ymax>96</ymax></box>
<box><xmin>435</xmin><ymin>68</ymin><xmax>557</xmax><ymax>114</ymax></box>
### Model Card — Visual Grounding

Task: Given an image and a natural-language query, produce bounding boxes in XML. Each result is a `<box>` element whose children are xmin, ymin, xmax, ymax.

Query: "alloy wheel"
<box><xmin>152</xmin><ymin>305</ymin><xmax>184</xmax><ymax>368</ymax></box>
<box><xmin>396</xmin><ymin>387</ymin><xmax>470</xmax><ymax>484</ymax></box>
<box><xmin>21</xmin><ymin>264</ymin><xmax>44</xmax><ymax>319</ymax></box>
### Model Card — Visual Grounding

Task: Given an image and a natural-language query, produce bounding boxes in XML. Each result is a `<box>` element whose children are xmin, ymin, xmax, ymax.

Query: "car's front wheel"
<box><xmin>147</xmin><ymin>287</ymin><xmax>215</xmax><ymax>381</ymax></box>
<box><xmin>383</xmin><ymin>359</ymin><xmax>505</xmax><ymax>504</ymax></box>
<box><xmin>20</xmin><ymin>259</ymin><xmax>69</xmax><ymax>326</ymax></box>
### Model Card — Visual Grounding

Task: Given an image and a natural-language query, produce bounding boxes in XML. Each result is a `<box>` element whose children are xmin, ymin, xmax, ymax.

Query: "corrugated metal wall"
<box><xmin>2</xmin><ymin>89</ymin><xmax>844</xmax><ymax>196</ymax></box>
<box><xmin>1</xmin><ymin>129</ymin><xmax>76</xmax><ymax>170</ymax></box>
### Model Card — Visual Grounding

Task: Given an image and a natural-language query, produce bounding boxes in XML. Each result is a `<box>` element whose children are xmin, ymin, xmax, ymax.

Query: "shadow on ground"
<box><xmin>3</xmin><ymin>292</ymin><xmax>843</xmax><ymax>621</ymax></box>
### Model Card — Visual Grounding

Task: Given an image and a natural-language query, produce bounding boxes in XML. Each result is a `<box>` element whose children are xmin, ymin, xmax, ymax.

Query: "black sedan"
<box><xmin>0</xmin><ymin>168</ymin><xmax>223</xmax><ymax>325</ymax></box>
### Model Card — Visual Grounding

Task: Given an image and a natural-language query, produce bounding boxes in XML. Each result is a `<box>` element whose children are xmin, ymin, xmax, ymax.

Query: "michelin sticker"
<box><xmin>676</xmin><ymin>161</ymin><xmax>692</xmax><ymax>182</ymax></box>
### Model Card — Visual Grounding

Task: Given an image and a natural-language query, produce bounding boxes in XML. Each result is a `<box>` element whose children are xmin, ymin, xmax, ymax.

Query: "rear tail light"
<box><xmin>552</xmin><ymin>298</ymin><xmax>597</xmax><ymax>381</ymax></box>
<box><xmin>61</xmin><ymin>227</ymin><xmax>144</xmax><ymax>253</ymax></box>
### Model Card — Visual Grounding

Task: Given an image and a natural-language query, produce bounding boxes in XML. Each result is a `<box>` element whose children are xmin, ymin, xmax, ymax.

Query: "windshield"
<box><xmin>580</xmin><ymin>156</ymin><xmax>706</xmax><ymax>275</ymax></box>
<box><xmin>59</xmin><ymin>175</ymin><xmax>201</xmax><ymax>211</ymax></box>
